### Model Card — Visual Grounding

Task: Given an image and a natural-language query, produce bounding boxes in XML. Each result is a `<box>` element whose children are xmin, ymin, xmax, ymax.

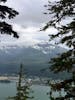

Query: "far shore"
<box><xmin>0</xmin><ymin>76</ymin><xmax>18</xmax><ymax>81</ymax></box>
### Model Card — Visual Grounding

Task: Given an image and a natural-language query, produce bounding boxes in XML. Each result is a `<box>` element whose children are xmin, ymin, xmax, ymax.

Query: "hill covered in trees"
<box><xmin>0</xmin><ymin>42</ymin><xmax>69</xmax><ymax>78</ymax></box>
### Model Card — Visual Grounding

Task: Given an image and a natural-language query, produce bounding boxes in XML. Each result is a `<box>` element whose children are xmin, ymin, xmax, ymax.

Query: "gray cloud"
<box><xmin>6</xmin><ymin>0</ymin><xmax>49</xmax><ymax>26</ymax></box>
<box><xmin>0</xmin><ymin>0</ymin><xmax>61</xmax><ymax>49</ymax></box>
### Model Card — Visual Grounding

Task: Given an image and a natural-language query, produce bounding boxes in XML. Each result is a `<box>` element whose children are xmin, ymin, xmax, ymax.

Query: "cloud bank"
<box><xmin>0</xmin><ymin>0</ymin><xmax>67</xmax><ymax>50</ymax></box>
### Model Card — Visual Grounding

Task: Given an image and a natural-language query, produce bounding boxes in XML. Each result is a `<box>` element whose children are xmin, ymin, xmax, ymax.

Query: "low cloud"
<box><xmin>0</xmin><ymin>0</ymin><xmax>67</xmax><ymax>50</ymax></box>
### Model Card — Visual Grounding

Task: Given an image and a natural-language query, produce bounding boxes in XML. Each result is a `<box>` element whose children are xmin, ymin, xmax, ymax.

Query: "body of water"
<box><xmin>0</xmin><ymin>81</ymin><xmax>50</xmax><ymax>100</ymax></box>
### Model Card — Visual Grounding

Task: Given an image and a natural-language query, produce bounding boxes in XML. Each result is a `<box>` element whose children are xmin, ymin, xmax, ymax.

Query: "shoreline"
<box><xmin>0</xmin><ymin>76</ymin><xmax>62</xmax><ymax>86</ymax></box>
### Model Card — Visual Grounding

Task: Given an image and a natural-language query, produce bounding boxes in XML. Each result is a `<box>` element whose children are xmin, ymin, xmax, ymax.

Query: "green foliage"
<box><xmin>8</xmin><ymin>64</ymin><xmax>34</xmax><ymax>100</ymax></box>
<box><xmin>0</xmin><ymin>0</ymin><xmax>19</xmax><ymax>38</ymax></box>
<box><xmin>42</xmin><ymin>0</ymin><xmax>75</xmax><ymax>99</ymax></box>
<box><xmin>0</xmin><ymin>0</ymin><xmax>7</xmax><ymax>2</ymax></box>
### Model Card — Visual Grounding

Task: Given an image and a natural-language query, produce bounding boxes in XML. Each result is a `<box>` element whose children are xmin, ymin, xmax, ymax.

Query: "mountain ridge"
<box><xmin>0</xmin><ymin>42</ymin><xmax>67</xmax><ymax>78</ymax></box>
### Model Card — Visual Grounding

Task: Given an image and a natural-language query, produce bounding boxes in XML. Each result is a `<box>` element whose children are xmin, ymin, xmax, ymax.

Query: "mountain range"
<box><xmin>0</xmin><ymin>42</ymin><xmax>69</xmax><ymax>79</ymax></box>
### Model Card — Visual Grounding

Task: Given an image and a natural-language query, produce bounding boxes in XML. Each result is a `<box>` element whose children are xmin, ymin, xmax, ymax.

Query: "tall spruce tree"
<box><xmin>42</xmin><ymin>0</ymin><xmax>75</xmax><ymax>100</ymax></box>
<box><xmin>8</xmin><ymin>64</ymin><xmax>34</xmax><ymax>100</ymax></box>
<box><xmin>0</xmin><ymin>0</ymin><xmax>19</xmax><ymax>38</ymax></box>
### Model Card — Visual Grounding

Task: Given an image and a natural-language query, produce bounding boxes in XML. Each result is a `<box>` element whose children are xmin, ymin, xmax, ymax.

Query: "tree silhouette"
<box><xmin>0</xmin><ymin>0</ymin><xmax>19</xmax><ymax>38</ymax></box>
<box><xmin>42</xmin><ymin>0</ymin><xmax>75</xmax><ymax>99</ymax></box>
<box><xmin>8</xmin><ymin>64</ymin><xmax>34</xmax><ymax>100</ymax></box>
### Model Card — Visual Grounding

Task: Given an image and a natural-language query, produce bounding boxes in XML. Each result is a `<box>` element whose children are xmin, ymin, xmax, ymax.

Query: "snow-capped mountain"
<box><xmin>0</xmin><ymin>42</ymin><xmax>67</xmax><ymax>78</ymax></box>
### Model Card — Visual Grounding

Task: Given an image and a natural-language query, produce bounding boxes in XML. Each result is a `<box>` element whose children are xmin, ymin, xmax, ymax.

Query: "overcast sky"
<box><xmin>0</xmin><ymin>0</ymin><xmax>62</xmax><ymax>49</ymax></box>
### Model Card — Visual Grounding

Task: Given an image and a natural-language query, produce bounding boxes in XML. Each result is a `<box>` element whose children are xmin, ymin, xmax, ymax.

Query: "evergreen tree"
<box><xmin>0</xmin><ymin>0</ymin><xmax>19</xmax><ymax>38</ymax></box>
<box><xmin>42</xmin><ymin>0</ymin><xmax>75</xmax><ymax>99</ymax></box>
<box><xmin>8</xmin><ymin>64</ymin><xmax>33</xmax><ymax>100</ymax></box>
